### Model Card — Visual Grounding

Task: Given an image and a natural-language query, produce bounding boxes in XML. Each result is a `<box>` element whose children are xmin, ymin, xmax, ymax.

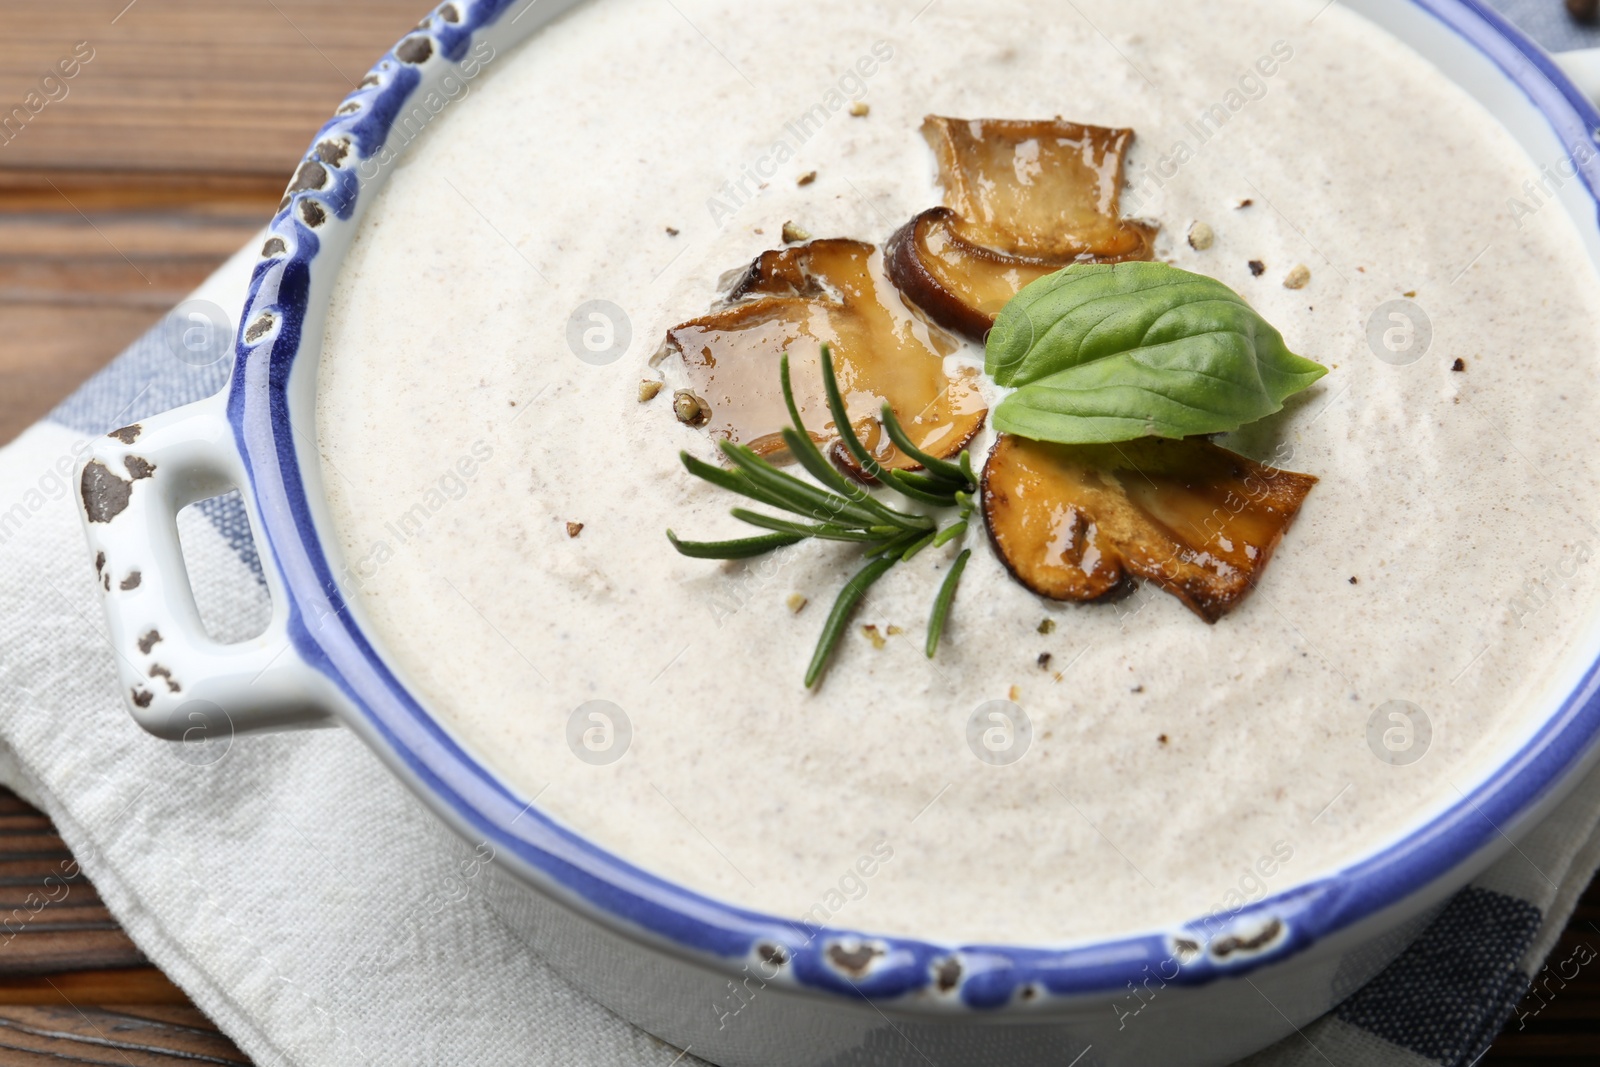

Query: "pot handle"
<box><xmin>76</xmin><ymin>395</ymin><xmax>334</xmax><ymax>740</ymax></box>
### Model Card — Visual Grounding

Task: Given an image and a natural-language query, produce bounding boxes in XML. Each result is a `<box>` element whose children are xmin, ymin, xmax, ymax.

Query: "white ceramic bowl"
<box><xmin>73</xmin><ymin>2</ymin><xmax>1600</xmax><ymax>1063</ymax></box>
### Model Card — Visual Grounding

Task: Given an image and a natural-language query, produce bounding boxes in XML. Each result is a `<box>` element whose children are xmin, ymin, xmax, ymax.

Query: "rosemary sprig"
<box><xmin>925</xmin><ymin>548</ymin><xmax>971</xmax><ymax>658</ymax></box>
<box><xmin>666</xmin><ymin>344</ymin><xmax>978</xmax><ymax>687</ymax></box>
<box><xmin>807</xmin><ymin>556</ymin><xmax>898</xmax><ymax>688</ymax></box>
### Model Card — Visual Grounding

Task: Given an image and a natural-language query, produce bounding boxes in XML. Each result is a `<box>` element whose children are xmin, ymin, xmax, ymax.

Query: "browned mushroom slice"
<box><xmin>982</xmin><ymin>434</ymin><xmax>1317</xmax><ymax>622</ymax></box>
<box><xmin>889</xmin><ymin>117</ymin><xmax>1157</xmax><ymax>339</ymax></box>
<box><xmin>886</xmin><ymin>208</ymin><xmax>1065</xmax><ymax>340</ymax></box>
<box><xmin>923</xmin><ymin>116</ymin><xmax>1157</xmax><ymax>259</ymax></box>
<box><xmin>664</xmin><ymin>238</ymin><xmax>987</xmax><ymax>474</ymax></box>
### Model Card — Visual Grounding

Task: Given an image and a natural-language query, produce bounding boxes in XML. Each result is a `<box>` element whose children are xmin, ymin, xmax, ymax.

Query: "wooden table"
<box><xmin>0</xmin><ymin>1</ymin><xmax>1596</xmax><ymax>1062</ymax></box>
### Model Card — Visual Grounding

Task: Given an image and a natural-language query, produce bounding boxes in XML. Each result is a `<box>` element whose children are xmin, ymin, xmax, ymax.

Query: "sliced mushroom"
<box><xmin>924</xmin><ymin>116</ymin><xmax>1156</xmax><ymax>258</ymax></box>
<box><xmin>886</xmin><ymin>208</ymin><xmax>1065</xmax><ymax>340</ymax></box>
<box><xmin>663</xmin><ymin>238</ymin><xmax>987</xmax><ymax>475</ymax></box>
<box><xmin>889</xmin><ymin>116</ymin><xmax>1157</xmax><ymax>339</ymax></box>
<box><xmin>981</xmin><ymin>434</ymin><xmax>1317</xmax><ymax>622</ymax></box>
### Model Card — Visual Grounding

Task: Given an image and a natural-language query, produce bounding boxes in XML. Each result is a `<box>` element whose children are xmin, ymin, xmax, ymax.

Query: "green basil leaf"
<box><xmin>986</xmin><ymin>262</ymin><xmax>1327</xmax><ymax>444</ymax></box>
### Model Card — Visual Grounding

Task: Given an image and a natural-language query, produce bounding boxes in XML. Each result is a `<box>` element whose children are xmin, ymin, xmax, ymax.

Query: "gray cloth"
<box><xmin>1486</xmin><ymin>0</ymin><xmax>1600</xmax><ymax>51</ymax></box>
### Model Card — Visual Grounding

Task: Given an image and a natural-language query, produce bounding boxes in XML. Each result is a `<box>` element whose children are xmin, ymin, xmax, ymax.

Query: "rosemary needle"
<box><xmin>819</xmin><ymin>343</ymin><xmax>887</xmax><ymax>483</ymax></box>
<box><xmin>729</xmin><ymin>509</ymin><xmax>881</xmax><ymax>542</ymax></box>
<box><xmin>806</xmin><ymin>555</ymin><xmax>898</xmax><ymax>688</ymax></box>
<box><xmin>926</xmin><ymin>548</ymin><xmax>972</xmax><ymax>658</ymax></box>
<box><xmin>667</xmin><ymin>344</ymin><xmax>979</xmax><ymax>687</ymax></box>
<box><xmin>667</xmin><ymin>530</ymin><xmax>804</xmax><ymax>559</ymax></box>
<box><xmin>880</xmin><ymin>401</ymin><xmax>968</xmax><ymax>483</ymax></box>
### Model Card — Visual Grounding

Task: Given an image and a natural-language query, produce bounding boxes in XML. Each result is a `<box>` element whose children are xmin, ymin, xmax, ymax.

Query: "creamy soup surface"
<box><xmin>316</xmin><ymin>0</ymin><xmax>1600</xmax><ymax>945</ymax></box>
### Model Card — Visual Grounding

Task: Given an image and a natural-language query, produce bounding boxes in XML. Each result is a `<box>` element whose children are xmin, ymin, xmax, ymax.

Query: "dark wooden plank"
<box><xmin>0</xmin><ymin>913</ymin><xmax>122</xmax><ymax>935</ymax></box>
<box><xmin>0</xmin><ymin>221</ymin><xmax>258</xmax><ymax>442</ymax></box>
<box><xmin>0</xmin><ymin>1004</ymin><xmax>248</xmax><ymax>1066</ymax></box>
<box><xmin>0</xmin><ymin>833</ymin><xmax>69</xmax><ymax>857</ymax></box>
<box><xmin>0</xmin><ymin>0</ymin><xmax>429</xmax><ymax>445</ymax></box>
<box><xmin>0</xmin><ymin>931</ymin><xmax>146</xmax><ymax>977</ymax></box>
<box><xmin>0</xmin><ymin>793</ymin><xmax>155</xmax><ymax>988</ymax></box>
<box><xmin>0</xmin><ymin>970</ymin><xmax>193</xmax><ymax>1007</ymax></box>
<box><xmin>0</xmin><ymin>857</ymin><xmax>87</xmax><ymax>883</ymax></box>
<box><xmin>0</xmin><ymin>168</ymin><xmax>285</xmax><ymax>439</ymax></box>
<box><xmin>0</xmin><ymin>0</ymin><xmax>428</xmax><ymax>175</ymax></box>
<box><xmin>0</xmin><ymin>811</ymin><xmax>54</xmax><ymax>832</ymax></box>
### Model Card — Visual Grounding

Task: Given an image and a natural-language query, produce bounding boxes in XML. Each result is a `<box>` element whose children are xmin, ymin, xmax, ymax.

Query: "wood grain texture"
<box><xmin>0</xmin><ymin>1005</ymin><xmax>249</xmax><ymax>1066</ymax></box>
<box><xmin>0</xmin><ymin>792</ymin><xmax>143</xmax><ymax>977</ymax></box>
<box><xmin>0</xmin><ymin>788</ymin><xmax>240</xmax><ymax>1063</ymax></box>
<box><xmin>0</xmin><ymin>1</ymin><xmax>428</xmax><ymax>173</ymax></box>
<box><xmin>0</xmin><ymin>0</ymin><xmax>426</xmax><ymax>444</ymax></box>
<box><xmin>0</xmin><ymin>4</ymin><xmax>422</xmax><ymax>1060</ymax></box>
<box><xmin>0</xmin><ymin>0</ymin><xmax>1597</xmax><ymax>1062</ymax></box>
